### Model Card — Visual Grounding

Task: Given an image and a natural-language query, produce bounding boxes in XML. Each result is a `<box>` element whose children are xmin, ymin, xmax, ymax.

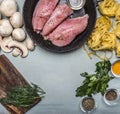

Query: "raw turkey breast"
<box><xmin>32</xmin><ymin>0</ymin><xmax>59</xmax><ymax>33</ymax></box>
<box><xmin>42</xmin><ymin>3</ymin><xmax>73</xmax><ymax>36</ymax></box>
<box><xmin>47</xmin><ymin>14</ymin><xmax>89</xmax><ymax>47</ymax></box>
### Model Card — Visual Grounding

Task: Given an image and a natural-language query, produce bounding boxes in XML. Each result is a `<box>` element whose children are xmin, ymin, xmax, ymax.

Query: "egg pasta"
<box><xmin>116</xmin><ymin>42</ymin><xmax>120</xmax><ymax>57</ymax></box>
<box><xmin>99</xmin><ymin>0</ymin><xmax>119</xmax><ymax>17</ymax></box>
<box><xmin>115</xmin><ymin>4</ymin><xmax>120</xmax><ymax>21</ymax></box>
<box><xmin>87</xmin><ymin>16</ymin><xmax>116</xmax><ymax>51</ymax></box>
<box><xmin>85</xmin><ymin>0</ymin><xmax>120</xmax><ymax>58</ymax></box>
<box><xmin>114</xmin><ymin>22</ymin><xmax>120</xmax><ymax>38</ymax></box>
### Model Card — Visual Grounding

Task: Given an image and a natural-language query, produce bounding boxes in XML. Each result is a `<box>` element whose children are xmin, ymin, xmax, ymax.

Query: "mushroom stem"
<box><xmin>12</xmin><ymin>48</ymin><xmax>21</xmax><ymax>57</ymax></box>
<box><xmin>26</xmin><ymin>35</ymin><xmax>35</xmax><ymax>51</ymax></box>
<box><xmin>1</xmin><ymin>36</ymin><xmax>13</xmax><ymax>53</ymax></box>
<box><xmin>8</xmin><ymin>41</ymin><xmax>28</xmax><ymax>58</ymax></box>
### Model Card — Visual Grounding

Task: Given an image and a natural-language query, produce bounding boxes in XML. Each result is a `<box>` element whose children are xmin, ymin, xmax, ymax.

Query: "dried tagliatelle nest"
<box><xmin>115</xmin><ymin>4</ymin><xmax>120</xmax><ymax>21</ymax></box>
<box><xmin>114</xmin><ymin>22</ymin><xmax>120</xmax><ymax>38</ymax></box>
<box><xmin>98</xmin><ymin>0</ymin><xmax>119</xmax><ymax>17</ymax></box>
<box><xmin>86</xmin><ymin>0</ymin><xmax>120</xmax><ymax>58</ymax></box>
<box><xmin>95</xmin><ymin>16</ymin><xmax>111</xmax><ymax>31</ymax></box>
<box><xmin>88</xmin><ymin>31</ymin><xmax>116</xmax><ymax>51</ymax></box>
<box><xmin>87</xmin><ymin>16</ymin><xmax>116</xmax><ymax>51</ymax></box>
<box><xmin>115</xmin><ymin>23</ymin><xmax>120</xmax><ymax>57</ymax></box>
<box><xmin>115</xmin><ymin>42</ymin><xmax>120</xmax><ymax>57</ymax></box>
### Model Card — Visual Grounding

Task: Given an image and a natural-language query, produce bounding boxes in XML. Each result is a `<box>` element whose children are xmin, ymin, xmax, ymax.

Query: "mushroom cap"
<box><xmin>12</xmin><ymin>28</ymin><xmax>26</xmax><ymax>41</ymax></box>
<box><xmin>10</xmin><ymin>12</ymin><xmax>23</xmax><ymax>28</ymax></box>
<box><xmin>0</xmin><ymin>0</ymin><xmax>17</xmax><ymax>17</ymax></box>
<box><xmin>0</xmin><ymin>19</ymin><xmax>13</xmax><ymax>37</ymax></box>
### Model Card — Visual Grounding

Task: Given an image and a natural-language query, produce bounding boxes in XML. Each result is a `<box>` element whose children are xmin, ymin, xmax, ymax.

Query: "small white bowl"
<box><xmin>103</xmin><ymin>88</ymin><xmax>120</xmax><ymax>106</ymax></box>
<box><xmin>66</xmin><ymin>0</ymin><xmax>86</xmax><ymax>10</ymax></box>
<box><xmin>80</xmin><ymin>96</ymin><xmax>97</xmax><ymax>113</ymax></box>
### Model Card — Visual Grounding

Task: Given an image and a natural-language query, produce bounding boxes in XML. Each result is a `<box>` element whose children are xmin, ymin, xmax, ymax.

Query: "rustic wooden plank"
<box><xmin>0</xmin><ymin>55</ymin><xmax>28</xmax><ymax>90</ymax></box>
<box><xmin>0</xmin><ymin>55</ymin><xmax>41</xmax><ymax>114</ymax></box>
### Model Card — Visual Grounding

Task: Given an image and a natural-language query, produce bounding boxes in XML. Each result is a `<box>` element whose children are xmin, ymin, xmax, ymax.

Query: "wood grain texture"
<box><xmin>0</xmin><ymin>55</ymin><xmax>41</xmax><ymax>114</ymax></box>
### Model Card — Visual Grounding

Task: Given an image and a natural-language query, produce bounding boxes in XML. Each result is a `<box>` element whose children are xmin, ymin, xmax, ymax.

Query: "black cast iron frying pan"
<box><xmin>23</xmin><ymin>0</ymin><xmax>97</xmax><ymax>53</ymax></box>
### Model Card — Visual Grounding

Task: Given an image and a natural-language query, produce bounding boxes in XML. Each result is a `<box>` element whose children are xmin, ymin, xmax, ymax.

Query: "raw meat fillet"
<box><xmin>47</xmin><ymin>14</ymin><xmax>89</xmax><ymax>47</ymax></box>
<box><xmin>42</xmin><ymin>4</ymin><xmax>73</xmax><ymax>36</ymax></box>
<box><xmin>32</xmin><ymin>0</ymin><xmax>59</xmax><ymax>33</ymax></box>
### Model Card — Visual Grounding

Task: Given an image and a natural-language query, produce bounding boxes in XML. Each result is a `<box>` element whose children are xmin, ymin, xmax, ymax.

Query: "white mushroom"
<box><xmin>1</xmin><ymin>36</ymin><xmax>13</xmax><ymax>53</ymax></box>
<box><xmin>25</xmin><ymin>35</ymin><xmax>35</xmax><ymax>51</ymax></box>
<box><xmin>0</xmin><ymin>0</ymin><xmax>17</xmax><ymax>17</ymax></box>
<box><xmin>12</xmin><ymin>48</ymin><xmax>21</xmax><ymax>57</ymax></box>
<box><xmin>8</xmin><ymin>40</ymin><xmax>28</xmax><ymax>58</ymax></box>
<box><xmin>0</xmin><ymin>19</ymin><xmax>13</xmax><ymax>37</ymax></box>
<box><xmin>10</xmin><ymin>12</ymin><xmax>23</xmax><ymax>28</ymax></box>
<box><xmin>12</xmin><ymin>28</ymin><xmax>26</xmax><ymax>41</ymax></box>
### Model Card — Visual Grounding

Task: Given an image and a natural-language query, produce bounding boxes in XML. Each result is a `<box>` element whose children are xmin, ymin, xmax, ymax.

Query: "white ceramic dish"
<box><xmin>111</xmin><ymin>60</ymin><xmax>120</xmax><ymax>78</ymax></box>
<box><xmin>103</xmin><ymin>88</ymin><xmax>120</xmax><ymax>106</ymax></box>
<box><xmin>80</xmin><ymin>96</ymin><xmax>97</xmax><ymax>113</ymax></box>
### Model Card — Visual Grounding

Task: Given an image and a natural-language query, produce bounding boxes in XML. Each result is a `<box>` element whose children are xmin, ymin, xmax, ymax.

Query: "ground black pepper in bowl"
<box><xmin>80</xmin><ymin>97</ymin><xmax>96</xmax><ymax>113</ymax></box>
<box><xmin>103</xmin><ymin>89</ymin><xmax>120</xmax><ymax>106</ymax></box>
<box><xmin>105</xmin><ymin>89</ymin><xmax>117</xmax><ymax>101</ymax></box>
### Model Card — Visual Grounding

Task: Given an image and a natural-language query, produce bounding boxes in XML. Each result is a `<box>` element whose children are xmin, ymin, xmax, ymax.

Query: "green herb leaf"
<box><xmin>76</xmin><ymin>60</ymin><xmax>114</xmax><ymax>97</ymax></box>
<box><xmin>0</xmin><ymin>83</ymin><xmax>45</xmax><ymax>107</ymax></box>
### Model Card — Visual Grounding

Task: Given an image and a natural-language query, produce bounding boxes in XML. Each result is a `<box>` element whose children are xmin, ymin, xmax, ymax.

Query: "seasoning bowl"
<box><xmin>103</xmin><ymin>88</ymin><xmax>120</xmax><ymax>106</ymax></box>
<box><xmin>80</xmin><ymin>96</ymin><xmax>97</xmax><ymax>113</ymax></box>
<box><xmin>66</xmin><ymin>0</ymin><xmax>86</xmax><ymax>10</ymax></box>
<box><xmin>111</xmin><ymin>60</ymin><xmax>120</xmax><ymax>78</ymax></box>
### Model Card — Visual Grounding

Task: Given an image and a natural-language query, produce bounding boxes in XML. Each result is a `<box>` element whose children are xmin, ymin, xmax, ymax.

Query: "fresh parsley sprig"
<box><xmin>76</xmin><ymin>60</ymin><xmax>114</xmax><ymax>97</ymax></box>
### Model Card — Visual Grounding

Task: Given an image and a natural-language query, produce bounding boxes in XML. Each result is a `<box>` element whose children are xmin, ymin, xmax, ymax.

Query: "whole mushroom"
<box><xmin>0</xmin><ymin>0</ymin><xmax>17</xmax><ymax>17</ymax></box>
<box><xmin>10</xmin><ymin>12</ymin><xmax>23</xmax><ymax>28</ymax></box>
<box><xmin>12</xmin><ymin>28</ymin><xmax>26</xmax><ymax>41</ymax></box>
<box><xmin>0</xmin><ymin>19</ymin><xmax>13</xmax><ymax>37</ymax></box>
